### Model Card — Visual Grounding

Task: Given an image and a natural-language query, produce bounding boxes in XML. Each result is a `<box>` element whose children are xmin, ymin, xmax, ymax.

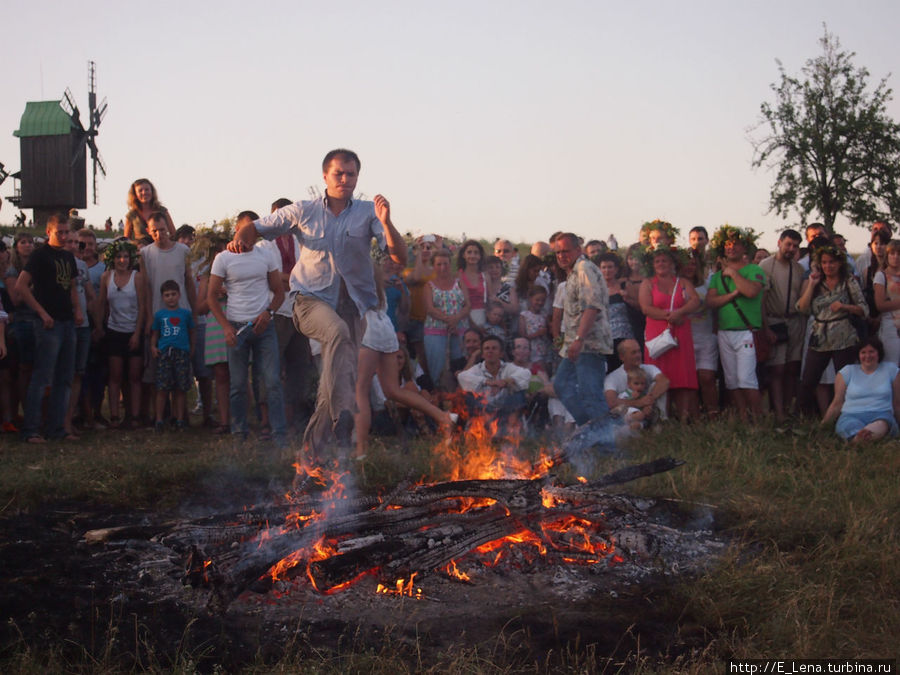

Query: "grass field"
<box><xmin>0</xmin><ymin>415</ymin><xmax>897</xmax><ymax>673</ymax></box>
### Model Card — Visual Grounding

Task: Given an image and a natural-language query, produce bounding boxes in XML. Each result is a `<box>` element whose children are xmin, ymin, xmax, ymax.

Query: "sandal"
<box><xmin>212</xmin><ymin>424</ymin><xmax>230</xmax><ymax>435</ymax></box>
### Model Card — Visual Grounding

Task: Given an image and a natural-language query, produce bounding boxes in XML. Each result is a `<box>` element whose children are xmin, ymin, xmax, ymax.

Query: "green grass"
<box><xmin>0</xmin><ymin>416</ymin><xmax>897</xmax><ymax>672</ymax></box>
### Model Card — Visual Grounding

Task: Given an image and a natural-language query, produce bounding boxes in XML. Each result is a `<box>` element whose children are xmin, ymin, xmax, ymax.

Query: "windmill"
<box><xmin>63</xmin><ymin>60</ymin><xmax>108</xmax><ymax>205</ymax></box>
<box><xmin>9</xmin><ymin>61</ymin><xmax>108</xmax><ymax>226</ymax></box>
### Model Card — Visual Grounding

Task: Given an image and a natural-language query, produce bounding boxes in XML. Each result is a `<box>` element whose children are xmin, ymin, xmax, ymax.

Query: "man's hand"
<box><xmin>39</xmin><ymin>311</ymin><xmax>54</xmax><ymax>330</ymax></box>
<box><xmin>223</xmin><ymin>323</ymin><xmax>237</xmax><ymax>347</ymax></box>
<box><xmin>252</xmin><ymin>310</ymin><xmax>272</xmax><ymax>335</ymax></box>
<box><xmin>374</xmin><ymin>194</ymin><xmax>391</xmax><ymax>225</ymax></box>
<box><xmin>566</xmin><ymin>337</ymin><xmax>584</xmax><ymax>361</ymax></box>
<box><xmin>227</xmin><ymin>220</ymin><xmax>259</xmax><ymax>253</ymax></box>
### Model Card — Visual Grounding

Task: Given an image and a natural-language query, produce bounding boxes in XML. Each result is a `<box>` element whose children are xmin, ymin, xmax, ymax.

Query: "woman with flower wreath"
<box><xmin>639</xmin><ymin>246</ymin><xmax>700</xmax><ymax>421</ymax></box>
<box><xmin>795</xmin><ymin>244</ymin><xmax>868</xmax><ymax>417</ymax></box>
<box><xmin>96</xmin><ymin>240</ymin><xmax>145</xmax><ymax>427</ymax></box>
<box><xmin>640</xmin><ymin>220</ymin><xmax>680</xmax><ymax>250</ymax></box>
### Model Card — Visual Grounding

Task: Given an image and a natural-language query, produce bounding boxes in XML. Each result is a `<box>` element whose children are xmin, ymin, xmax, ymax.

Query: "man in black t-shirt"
<box><xmin>15</xmin><ymin>212</ymin><xmax>83</xmax><ymax>443</ymax></box>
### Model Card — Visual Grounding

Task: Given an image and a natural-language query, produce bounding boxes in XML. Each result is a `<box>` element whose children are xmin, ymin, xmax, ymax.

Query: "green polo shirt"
<box><xmin>709</xmin><ymin>264</ymin><xmax>766</xmax><ymax>330</ymax></box>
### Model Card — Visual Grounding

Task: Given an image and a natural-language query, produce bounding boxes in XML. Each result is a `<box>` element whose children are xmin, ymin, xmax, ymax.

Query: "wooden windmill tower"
<box><xmin>8</xmin><ymin>61</ymin><xmax>108</xmax><ymax>227</ymax></box>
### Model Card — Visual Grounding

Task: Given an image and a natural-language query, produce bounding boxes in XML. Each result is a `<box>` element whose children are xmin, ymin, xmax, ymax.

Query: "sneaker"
<box><xmin>2</xmin><ymin>421</ymin><xmax>19</xmax><ymax>433</ymax></box>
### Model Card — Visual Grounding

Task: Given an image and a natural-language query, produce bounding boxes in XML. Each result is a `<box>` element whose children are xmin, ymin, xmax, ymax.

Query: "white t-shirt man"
<box><xmin>210</xmin><ymin>247</ymin><xmax>279</xmax><ymax>322</ymax></box>
<box><xmin>604</xmin><ymin>363</ymin><xmax>668</xmax><ymax>418</ymax></box>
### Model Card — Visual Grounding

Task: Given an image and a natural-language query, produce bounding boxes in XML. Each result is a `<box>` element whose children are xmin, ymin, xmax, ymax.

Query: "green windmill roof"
<box><xmin>13</xmin><ymin>101</ymin><xmax>75</xmax><ymax>137</ymax></box>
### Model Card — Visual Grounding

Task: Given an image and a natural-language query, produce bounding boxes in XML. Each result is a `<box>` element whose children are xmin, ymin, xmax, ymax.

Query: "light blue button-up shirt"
<box><xmin>253</xmin><ymin>197</ymin><xmax>385</xmax><ymax>316</ymax></box>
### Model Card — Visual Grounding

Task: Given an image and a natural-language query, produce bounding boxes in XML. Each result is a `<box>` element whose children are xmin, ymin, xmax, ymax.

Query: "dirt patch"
<box><xmin>0</xmin><ymin>492</ymin><xmax>724</xmax><ymax>671</ymax></box>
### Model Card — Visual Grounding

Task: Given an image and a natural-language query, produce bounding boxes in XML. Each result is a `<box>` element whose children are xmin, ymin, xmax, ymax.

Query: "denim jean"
<box><xmin>553</xmin><ymin>351</ymin><xmax>609</xmax><ymax>426</ymax></box>
<box><xmin>424</xmin><ymin>332</ymin><xmax>462</xmax><ymax>388</ymax></box>
<box><xmin>227</xmin><ymin>320</ymin><xmax>286</xmax><ymax>441</ymax></box>
<box><xmin>22</xmin><ymin>319</ymin><xmax>76</xmax><ymax>439</ymax></box>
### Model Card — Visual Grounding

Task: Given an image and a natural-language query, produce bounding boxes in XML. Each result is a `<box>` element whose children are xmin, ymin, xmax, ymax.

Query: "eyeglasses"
<box><xmin>495</xmin><ymin>248</ymin><xmax>512</xmax><ymax>254</ymax></box>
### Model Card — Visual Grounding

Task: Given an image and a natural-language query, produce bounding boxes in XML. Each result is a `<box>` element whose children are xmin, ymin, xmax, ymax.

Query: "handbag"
<box><xmin>645</xmin><ymin>281</ymin><xmax>680</xmax><ymax>359</ymax></box>
<box><xmin>646</xmin><ymin>327</ymin><xmax>678</xmax><ymax>359</ymax></box>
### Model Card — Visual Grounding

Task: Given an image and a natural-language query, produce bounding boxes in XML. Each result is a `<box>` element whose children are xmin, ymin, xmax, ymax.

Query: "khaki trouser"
<box><xmin>292</xmin><ymin>290</ymin><xmax>361</xmax><ymax>456</ymax></box>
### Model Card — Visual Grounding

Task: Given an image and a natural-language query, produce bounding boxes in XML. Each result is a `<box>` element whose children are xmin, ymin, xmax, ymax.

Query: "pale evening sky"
<box><xmin>2</xmin><ymin>0</ymin><xmax>899</xmax><ymax>253</ymax></box>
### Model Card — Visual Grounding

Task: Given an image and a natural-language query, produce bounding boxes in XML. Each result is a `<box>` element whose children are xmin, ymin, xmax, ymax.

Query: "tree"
<box><xmin>751</xmin><ymin>27</ymin><xmax>900</xmax><ymax>232</ymax></box>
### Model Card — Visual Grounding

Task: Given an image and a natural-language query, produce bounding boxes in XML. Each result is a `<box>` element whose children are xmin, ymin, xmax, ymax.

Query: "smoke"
<box><xmin>561</xmin><ymin>416</ymin><xmax>627</xmax><ymax>476</ymax></box>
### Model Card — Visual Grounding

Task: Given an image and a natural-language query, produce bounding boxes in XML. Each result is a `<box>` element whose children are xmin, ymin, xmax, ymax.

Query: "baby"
<box><xmin>612</xmin><ymin>367</ymin><xmax>658</xmax><ymax>430</ymax></box>
<box><xmin>482</xmin><ymin>300</ymin><xmax>509</xmax><ymax>347</ymax></box>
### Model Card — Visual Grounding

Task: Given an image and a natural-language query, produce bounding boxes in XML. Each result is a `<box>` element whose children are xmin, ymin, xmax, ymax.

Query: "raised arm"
<box><xmin>374</xmin><ymin>195</ymin><xmax>407</xmax><ymax>267</ymax></box>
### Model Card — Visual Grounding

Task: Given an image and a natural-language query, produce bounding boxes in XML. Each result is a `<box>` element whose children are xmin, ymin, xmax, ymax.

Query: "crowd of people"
<box><xmin>1</xmin><ymin>149</ymin><xmax>898</xmax><ymax>453</ymax></box>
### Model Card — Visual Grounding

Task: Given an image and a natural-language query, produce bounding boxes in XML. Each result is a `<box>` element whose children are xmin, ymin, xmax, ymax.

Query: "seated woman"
<box><xmin>822</xmin><ymin>336</ymin><xmax>900</xmax><ymax>443</ymax></box>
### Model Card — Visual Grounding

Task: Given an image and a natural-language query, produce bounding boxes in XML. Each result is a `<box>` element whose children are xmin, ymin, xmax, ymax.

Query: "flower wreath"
<box><xmin>640</xmin><ymin>219</ymin><xmax>680</xmax><ymax>244</ymax></box>
<box><xmin>709</xmin><ymin>225</ymin><xmax>760</xmax><ymax>259</ymax></box>
<box><xmin>102</xmin><ymin>239</ymin><xmax>139</xmax><ymax>270</ymax></box>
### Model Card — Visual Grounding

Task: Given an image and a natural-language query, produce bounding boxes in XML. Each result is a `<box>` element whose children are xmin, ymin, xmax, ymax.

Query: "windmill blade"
<box><xmin>70</xmin><ymin>133</ymin><xmax>88</xmax><ymax>168</ymax></box>
<box><xmin>93</xmin><ymin>97</ymin><xmax>108</xmax><ymax>128</ymax></box>
<box><xmin>94</xmin><ymin>149</ymin><xmax>107</xmax><ymax>177</ymax></box>
<box><xmin>61</xmin><ymin>88</ymin><xmax>84</xmax><ymax>129</ymax></box>
<box><xmin>91</xmin><ymin>149</ymin><xmax>106</xmax><ymax>205</ymax></box>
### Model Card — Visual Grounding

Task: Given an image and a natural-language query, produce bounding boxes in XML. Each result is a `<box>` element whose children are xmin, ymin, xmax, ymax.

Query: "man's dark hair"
<box><xmin>557</xmin><ymin>232</ymin><xmax>580</xmax><ymax>249</ymax></box>
<box><xmin>46</xmin><ymin>212</ymin><xmax>69</xmax><ymax>228</ymax></box>
<box><xmin>160</xmin><ymin>279</ymin><xmax>180</xmax><ymax>294</ymax></box>
<box><xmin>237</xmin><ymin>210</ymin><xmax>260</xmax><ymax>223</ymax></box>
<box><xmin>147</xmin><ymin>211</ymin><xmax>167</xmax><ymax>225</ymax></box>
<box><xmin>870</xmin><ymin>229</ymin><xmax>891</xmax><ymax>245</ymax></box>
<box><xmin>174</xmin><ymin>224</ymin><xmax>195</xmax><ymax>240</ymax></box>
<box><xmin>322</xmin><ymin>148</ymin><xmax>361</xmax><ymax>172</ymax></box>
<box><xmin>805</xmin><ymin>222</ymin><xmax>826</xmax><ymax>235</ymax></box>
<box><xmin>689</xmin><ymin>226</ymin><xmax>708</xmax><ymax>237</ymax></box>
<box><xmin>271</xmin><ymin>198</ymin><xmax>292</xmax><ymax>212</ymax></box>
<box><xmin>481</xmin><ymin>334</ymin><xmax>504</xmax><ymax>351</ymax></box>
<box><xmin>779</xmin><ymin>229</ymin><xmax>802</xmax><ymax>243</ymax></box>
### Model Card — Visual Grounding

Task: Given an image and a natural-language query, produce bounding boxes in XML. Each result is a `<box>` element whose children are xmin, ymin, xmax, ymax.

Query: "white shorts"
<box><xmin>717</xmin><ymin>330</ymin><xmax>758</xmax><ymax>390</ymax></box>
<box><xmin>692</xmin><ymin>332</ymin><xmax>719</xmax><ymax>372</ymax></box>
<box><xmin>361</xmin><ymin>309</ymin><xmax>400</xmax><ymax>354</ymax></box>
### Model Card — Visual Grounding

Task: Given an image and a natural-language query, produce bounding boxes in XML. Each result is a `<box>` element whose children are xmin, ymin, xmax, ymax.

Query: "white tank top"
<box><xmin>107</xmin><ymin>270</ymin><xmax>139</xmax><ymax>332</ymax></box>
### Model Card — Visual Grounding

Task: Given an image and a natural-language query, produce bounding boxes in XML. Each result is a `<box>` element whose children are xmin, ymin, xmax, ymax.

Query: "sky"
<box><xmin>2</xmin><ymin>0</ymin><xmax>899</xmax><ymax>253</ymax></box>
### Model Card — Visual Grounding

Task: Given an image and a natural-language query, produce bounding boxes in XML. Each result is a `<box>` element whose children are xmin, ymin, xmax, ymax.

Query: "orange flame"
<box><xmin>375</xmin><ymin>572</ymin><xmax>423</xmax><ymax>599</ymax></box>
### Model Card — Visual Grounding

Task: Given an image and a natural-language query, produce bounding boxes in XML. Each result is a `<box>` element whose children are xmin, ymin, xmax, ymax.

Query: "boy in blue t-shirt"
<box><xmin>150</xmin><ymin>280</ymin><xmax>194</xmax><ymax>431</ymax></box>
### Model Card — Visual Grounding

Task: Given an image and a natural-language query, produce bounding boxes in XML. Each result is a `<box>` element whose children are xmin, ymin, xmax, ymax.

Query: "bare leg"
<box><xmin>767</xmin><ymin>363</ymin><xmax>786</xmax><ymax>422</ymax></box>
<box><xmin>108</xmin><ymin>356</ymin><xmax>124</xmax><ymax>421</ymax></box>
<box><xmin>173</xmin><ymin>390</ymin><xmax>187</xmax><ymax>423</ymax></box>
<box><xmin>155</xmin><ymin>390</ymin><xmax>167</xmax><ymax>424</ymax></box>
<box><xmin>697</xmin><ymin>369</ymin><xmax>718</xmax><ymax>417</ymax></box>
<box><xmin>197</xmin><ymin>376</ymin><xmax>213</xmax><ymax>425</ymax></box>
<box><xmin>65</xmin><ymin>374</ymin><xmax>82</xmax><ymax>436</ymax></box>
<box><xmin>354</xmin><ymin>348</ymin><xmax>380</xmax><ymax>457</ymax></box>
<box><xmin>853</xmin><ymin>420</ymin><xmax>889</xmax><ymax>443</ymax></box>
<box><xmin>377</xmin><ymin>351</ymin><xmax>452</xmax><ymax>427</ymax></box>
<box><xmin>127</xmin><ymin>355</ymin><xmax>143</xmax><ymax>422</ymax></box>
<box><xmin>213</xmin><ymin>362</ymin><xmax>229</xmax><ymax>427</ymax></box>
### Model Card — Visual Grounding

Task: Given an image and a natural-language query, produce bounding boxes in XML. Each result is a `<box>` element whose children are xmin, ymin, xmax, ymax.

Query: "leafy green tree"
<box><xmin>751</xmin><ymin>27</ymin><xmax>900</xmax><ymax>232</ymax></box>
